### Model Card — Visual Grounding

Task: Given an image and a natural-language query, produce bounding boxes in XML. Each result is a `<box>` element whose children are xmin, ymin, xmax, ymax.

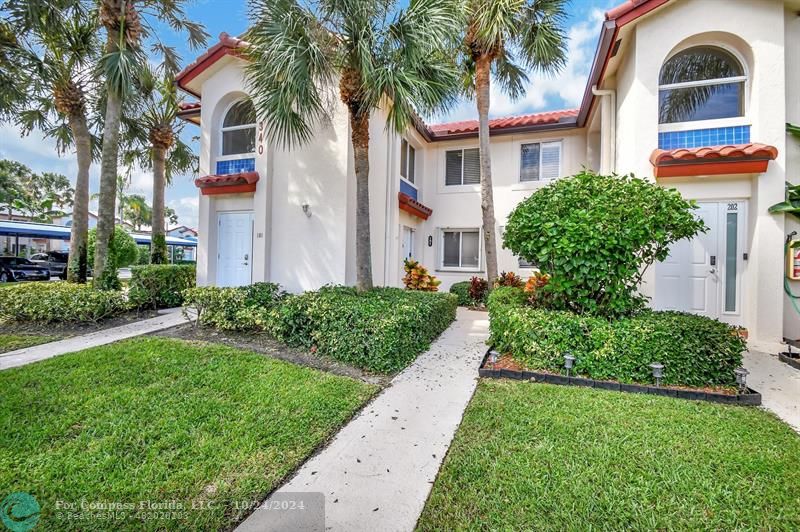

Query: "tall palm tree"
<box><xmin>1</xmin><ymin>1</ymin><xmax>101</xmax><ymax>282</ymax></box>
<box><xmin>246</xmin><ymin>0</ymin><xmax>460</xmax><ymax>290</ymax></box>
<box><xmin>93</xmin><ymin>0</ymin><xmax>206</xmax><ymax>286</ymax></box>
<box><xmin>459</xmin><ymin>0</ymin><xmax>568</xmax><ymax>288</ymax></box>
<box><xmin>123</xmin><ymin>69</ymin><xmax>197</xmax><ymax>263</ymax></box>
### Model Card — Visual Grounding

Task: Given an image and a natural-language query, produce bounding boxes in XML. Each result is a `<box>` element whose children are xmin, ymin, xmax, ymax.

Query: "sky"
<box><xmin>0</xmin><ymin>0</ymin><xmax>617</xmax><ymax>230</ymax></box>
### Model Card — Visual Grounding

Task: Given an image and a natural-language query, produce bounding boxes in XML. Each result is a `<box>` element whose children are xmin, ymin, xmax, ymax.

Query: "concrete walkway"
<box><xmin>744</xmin><ymin>350</ymin><xmax>800</xmax><ymax>432</ymax></box>
<box><xmin>0</xmin><ymin>308</ymin><xmax>188</xmax><ymax>371</ymax></box>
<box><xmin>238</xmin><ymin>308</ymin><xmax>490</xmax><ymax>532</ymax></box>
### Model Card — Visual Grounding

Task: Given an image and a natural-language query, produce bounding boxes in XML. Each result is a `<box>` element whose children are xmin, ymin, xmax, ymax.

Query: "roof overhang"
<box><xmin>398</xmin><ymin>192</ymin><xmax>433</xmax><ymax>220</ymax></box>
<box><xmin>578</xmin><ymin>0</ymin><xmax>672</xmax><ymax>128</ymax></box>
<box><xmin>177</xmin><ymin>102</ymin><xmax>201</xmax><ymax>125</ymax></box>
<box><xmin>175</xmin><ymin>33</ymin><xmax>249</xmax><ymax>98</ymax></box>
<box><xmin>195</xmin><ymin>171</ymin><xmax>259</xmax><ymax>195</ymax></box>
<box><xmin>650</xmin><ymin>143</ymin><xmax>778</xmax><ymax>178</ymax></box>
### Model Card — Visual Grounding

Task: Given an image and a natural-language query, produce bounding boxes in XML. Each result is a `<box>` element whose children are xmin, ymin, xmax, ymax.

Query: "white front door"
<box><xmin>654</xmin><ymin>201</ymin><xmax>746</xmax><ymax>325</ymax></box>
<box><xmin>216</xmin><ymin>212</ymin><xmax>254</xmax><ymax>287</ymax></box>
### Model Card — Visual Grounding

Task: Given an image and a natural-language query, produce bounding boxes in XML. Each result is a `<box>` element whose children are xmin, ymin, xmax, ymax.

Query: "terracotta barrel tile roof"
<box><xmin>650</xmin><ymin>144</ymin><xmax>779</xmax><ymax>166</ymax></box>
<box><xmin>178</xmin><ymin>102</ymin><xmax>201</xmax><ymax>111</ymax></box>
<box><xmin>650</xmin><ymin>143</ymin><xmax>779</xmax><ymax>178</ymax></box>
<box><xmin>195</xmin><ymin>171</ymin><xmax>259</xmax><ymax>195</ymax></box>
<box><xmin>398</xmin><ymin>192</ymin><xmax>433</xmax><ymax>220</ymax></box>
<box><xmin>428</xmin><ymin>109</ymin><xmax>579</xmax><ymax>138</ymax></box>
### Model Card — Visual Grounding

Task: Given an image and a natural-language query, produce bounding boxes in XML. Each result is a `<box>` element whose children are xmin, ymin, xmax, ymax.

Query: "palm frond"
<box><xmin>245</xmin><ymin>0</ymin><xmax>337</xmax><ymax>148</ymax></box>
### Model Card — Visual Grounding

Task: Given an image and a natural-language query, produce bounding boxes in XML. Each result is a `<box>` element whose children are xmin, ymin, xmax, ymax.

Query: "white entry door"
<box><xmin>216</xmin><ymin>212</ymin><xmax>254</xmax><ymax>287</ymax></box>
<box><xmin>655</xmin><ymin>201</ymin><xmax>746</xmax><ymax>325</ymax></box>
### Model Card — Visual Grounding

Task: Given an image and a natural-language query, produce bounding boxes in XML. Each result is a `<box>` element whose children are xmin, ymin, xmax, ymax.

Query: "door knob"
<box><xmin>244</xmin><ymin>254</ymin><xmax>249</xmax><ymax>260</ymax></box>
<box><xmin>709</xmin><ymin>268</ymin><xmax>717</xmax><ymax>274</ymax></box>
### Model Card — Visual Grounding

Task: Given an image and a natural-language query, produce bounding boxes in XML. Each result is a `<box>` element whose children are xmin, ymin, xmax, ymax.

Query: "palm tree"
<box><xmin>123</xmin><ymin>69</ymin><xmax>197</xmax><ymax>263</ymax></box>
<box><xmin>246</xmin><ymin>0</ymin><xmax>460</xmax><ymax>290</ymax></box>
<box><xmin>1</xmin><ymin>1</ymin><xmax>100</xmax><ymax>282</ymax></box>
<box><xmin>459</xmin><ymin>0</ymin><xmax>568</xmax><ymax>288</ymax></box>
<box><xmin>93</xmin><ymin>0</ymin><xmax>207</xmax><ymax>286</ymax></box>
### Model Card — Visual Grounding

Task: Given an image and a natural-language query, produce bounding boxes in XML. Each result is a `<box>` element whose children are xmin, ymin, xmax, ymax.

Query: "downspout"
<box><xmin>383</xmin><ymin>126</ymin><xmax>393</xmax><ymax>286</ymax></box>
<box><xmin>592</xmin><ymin>86</ymin><xmax>617</xmax><ymax>174</ymax></box>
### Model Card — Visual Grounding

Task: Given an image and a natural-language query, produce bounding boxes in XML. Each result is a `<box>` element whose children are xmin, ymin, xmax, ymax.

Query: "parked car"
<box><xmin>29</xmin><ymin>251</ymin><xmax>70</xmax><ymax>280</ymax></box>
<box><xmin>0</xmin><ymin>257</ymin><xmax>51</xmax><ymax>282</ymax></box>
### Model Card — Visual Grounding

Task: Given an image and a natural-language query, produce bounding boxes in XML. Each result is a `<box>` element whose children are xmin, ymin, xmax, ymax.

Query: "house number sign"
<box><xmin>258</xmin><ymin>121</ymin><xmax>265</xmax><ymax>155</ymax></box>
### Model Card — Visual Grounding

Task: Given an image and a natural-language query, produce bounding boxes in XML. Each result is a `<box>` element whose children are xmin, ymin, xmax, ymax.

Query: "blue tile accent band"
<box><xmin>400</xmin><ymin>179</ymin><xmax>418</xmax><ymax>201</ymax></box>
<box><xmin>216</xmin><ymin>158</ymin><xmax>256</xmax><ymax>175</ymax></box>
<box><xmin>658</xmin><ymin>126</ymin><xmax>750</xmax><ymax>150</ymax></box>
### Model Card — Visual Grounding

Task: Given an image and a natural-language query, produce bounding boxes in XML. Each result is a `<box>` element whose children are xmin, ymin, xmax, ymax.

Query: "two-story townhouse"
<box><xmin>176</xmin><ymin>0</ymin><xmax>800</xmax><ymax>346</ymax></box>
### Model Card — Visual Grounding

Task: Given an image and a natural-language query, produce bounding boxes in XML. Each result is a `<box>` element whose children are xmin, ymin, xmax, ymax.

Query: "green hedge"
<box><xmin>488</xmin><ymin>287</ymin><xmax>746</xmax><ymax>387</ymax></box>
<box><xmin>184</xmin><ymin>285</ymin><xmax>457</xmax><ymax>373</ymax></box>
<box><xmin>183</xmin><ymin>283</ymin><xmax>287</xmax><ymax>330</ymax></box>
<box><xmin>128</xmin><ymin>264</ymin><xmax>196</xmax><ymax>309</ymax></box>
<box><xmin>0</xmin><ymin>282</ymin><xmax>128</xmax><ymax>323</ymax></box>
<box><xmin>449</xmin><ymin>282</ymin><xmax>472</xmax><ymax>306</ymax></box>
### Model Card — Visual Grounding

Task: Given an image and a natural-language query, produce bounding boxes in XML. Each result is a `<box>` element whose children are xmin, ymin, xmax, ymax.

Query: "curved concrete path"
<box><xmin>237</xmin><ymin>308</ymin><xmax>490</xmax><ymax>532</ymax></box>
<box><xmin>0</xmin><ymin>308</ymin><xmax>188</xmax><ymax>371</ymax></box>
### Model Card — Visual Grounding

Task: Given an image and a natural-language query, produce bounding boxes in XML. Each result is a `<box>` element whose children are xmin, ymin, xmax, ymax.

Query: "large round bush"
<box><xmin>503</xmin><ymin>171</ymin><xmax>705</xmax><ymax>316</ymax></box>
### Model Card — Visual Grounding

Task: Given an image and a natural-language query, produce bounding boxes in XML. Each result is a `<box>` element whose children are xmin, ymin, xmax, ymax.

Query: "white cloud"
<box><xmin>168</xmin><ymin>195</ymin><xmax>199</xmax><ymax>229</ymax></box>
<box><xmin>434</xmin><ymin>9</ymin><xmax>605</xmax><ymax>123</ymax></box>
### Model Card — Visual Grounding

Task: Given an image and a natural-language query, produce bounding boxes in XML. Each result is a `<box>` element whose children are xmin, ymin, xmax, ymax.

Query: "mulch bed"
<box><xmin>481</xmin><ymin>351</ymin><xmax>758</xmax><ymax>404</ymax></box>
<box><xmin>1</xmin><ymin>309</ymin><xmax>161</xmax><ymax>339</ymax></box>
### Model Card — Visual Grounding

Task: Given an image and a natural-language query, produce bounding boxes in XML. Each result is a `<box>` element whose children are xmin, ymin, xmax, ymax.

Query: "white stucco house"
<box><xmin>175</xmin><ymin>0</ymin><xmax>800</xmax><ymax>346</ymax></box>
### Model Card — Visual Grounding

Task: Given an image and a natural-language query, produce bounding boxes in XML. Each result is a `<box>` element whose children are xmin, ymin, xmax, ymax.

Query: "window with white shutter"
<box><xmin>445</xmin><ymin>148</ymin><xmax>481</xmax><ymax>186</ymax></box>
<box><xmin>519</xmin><ymin>141</ymin><xmax>562</xmax><ymax>182</ymax></box>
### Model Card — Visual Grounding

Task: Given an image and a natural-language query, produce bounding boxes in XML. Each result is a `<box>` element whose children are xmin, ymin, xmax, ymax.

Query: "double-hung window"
<box><xmin>445</xmin><ymin>148</ymin><xmax>480</xmax><ymax>186</ymax></box>
<box><xmin>520</xmin><ymin>141</ymin><xmax>561</xmax><ymax>182</ymax></box>
<box><xmin>441</xmin><ymin>229</ymin><xmax>481</xmax><ymax>270</ymax></box>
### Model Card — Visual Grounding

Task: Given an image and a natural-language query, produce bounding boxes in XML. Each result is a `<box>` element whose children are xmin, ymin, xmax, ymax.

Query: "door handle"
<box><xmin>244</xmin><ymin>254</ymin><xmax>249</xmax><ymax>260</ymax></box>
<box><xmin>709</xmin><ymin>268</ymin><xmax>717</xmax><ymax>274</ymax></box>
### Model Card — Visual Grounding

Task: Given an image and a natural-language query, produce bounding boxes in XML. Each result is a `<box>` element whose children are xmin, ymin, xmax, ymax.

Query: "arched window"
<box><xmin>658</xmin><ymin>46</ymin><xmax>746</xmax><ymax>124</ymax></box>
<box><xmin>221</xmin><ymin>99</ymin><xmax>256</xmax><ymax>156</ymax></box>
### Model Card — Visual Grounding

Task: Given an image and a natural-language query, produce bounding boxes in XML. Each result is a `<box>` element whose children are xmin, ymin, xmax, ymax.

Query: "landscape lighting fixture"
<box><xmin>649</xmin><ymin>362</ymin><xmax>665</xmax><ymax>387</ymax></box>
<box><xmin>563</xmin><ymin>353</ymin><xmax>576</xmax><ymax>377</ymax></box>
<box><xmin>734</xmin><ymin>367</ymin><xmax>749</xmax><ymax>393</ymax></box>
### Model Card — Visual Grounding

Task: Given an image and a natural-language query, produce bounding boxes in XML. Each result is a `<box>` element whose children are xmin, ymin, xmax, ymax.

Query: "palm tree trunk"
<box><xmin>350</xmin><ymin>111</ymin><xmax>373</xmax><ymax>291</ymax></box>
<box><xmin>66</xmin><ymin>111</ymin><xmax>91</xmax><ymax>283</ymax></box>
<box><xmin>475</xmin><ymin>54</ymin><xmax>499</xmax><ymax>289</ymax></box>
<box><xmin>93</xmin><ymin>88</ymin><xmax>123</xmax><ymax>287</ymax></box>
<box><xmin>150</xmin><ymin>145</ymin><xmax>168</xmax><ymax>264</ymax></box>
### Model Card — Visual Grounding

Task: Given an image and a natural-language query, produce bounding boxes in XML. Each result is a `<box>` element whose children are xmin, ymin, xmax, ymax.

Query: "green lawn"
<box><xmin>0</xmin><ymin>333</ymin><xmax>56</xmax><ymax>353</ymax></box>
<box><xmin>0</xmin><ymin>337</ymin><xmax>376</xmax><ymax>531</ymax></box>
<box><xmin>418</xmin><ymin>380</ymin><xmax>800</xmax><ymax>531</ymax></box>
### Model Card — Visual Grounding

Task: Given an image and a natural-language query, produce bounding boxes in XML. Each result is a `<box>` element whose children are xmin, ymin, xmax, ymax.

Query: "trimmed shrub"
<box><xmin>183</xmin><ymin>284</ymin><xmax>457</xmax><ymax>373</ymax></box>
<box><xmin>295</xmin><ymin>287</ymin><xmax>457</xmax><ymax>373</ymax></box>
<box><xmin>0</xmin><ymin>282</ymin><xmax>127</xmax><ymax>323</ymax></box>
<box><xmin>183</xmin><ymin>283</ymin><xmax>286</xmax><ymax>330</ymax></box>
<box><xmin>128</xmin><ymin>264</ymin><xmax>196</xmax><ymax>309</ymax></box>
<box><xmin>503</xmin><ymin>172</ymin><xmax>706</xmax><ymax>317</ymax></box>
<box><xmin>449</xmin><ymin>281</ymin><xmax>472</xmax><ymax>306</ymax></box>
<box><xmin>450</xmin><ymin>277</ymin><xmax>488</xmax><ymax>307</ymax></box>
<box><xmin>488</xmin><ymin>287</ymin><xmax>746</xmax><ymax>387</ymax></box>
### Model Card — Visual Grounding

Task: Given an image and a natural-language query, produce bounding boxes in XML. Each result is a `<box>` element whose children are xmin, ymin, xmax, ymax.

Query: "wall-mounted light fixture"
<box><xmin>302</xmin><ymin>204</ymin><xmax>312</xmax><ymax>218</ymax></box>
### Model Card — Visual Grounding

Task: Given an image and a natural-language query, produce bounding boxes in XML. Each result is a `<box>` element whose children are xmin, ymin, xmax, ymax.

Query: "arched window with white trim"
<box><xmin>220</xmin><ymin>99</ymin><xmax>256</xmax><ymax>156</ymax></box>
<box><xmin>658</xmin><ymin>46</ymin><xmax>746</xmax><ymax>124</ymax></box>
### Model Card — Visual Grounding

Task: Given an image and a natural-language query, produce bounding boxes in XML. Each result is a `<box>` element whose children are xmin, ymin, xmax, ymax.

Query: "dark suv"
<box><xmin>0</xmin><ymin>257</ymin><xmax>51</xmax><ymax>282</ymax></box>
<box><xmin>30</xmin><ymin>251</ymin><xmax>70</xmax><ymax>280</ymax></box>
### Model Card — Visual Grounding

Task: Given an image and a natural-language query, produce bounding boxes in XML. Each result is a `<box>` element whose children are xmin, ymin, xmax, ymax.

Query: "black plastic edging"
<box><xmin>478</xmin><ymin>348</ymin><xmax>761</xmax><ymax>406</ymax></box>
<box><xmin>778</xmin><ymin>352</ymin><xmax>800</xmax><ymax>371</ymax></box>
